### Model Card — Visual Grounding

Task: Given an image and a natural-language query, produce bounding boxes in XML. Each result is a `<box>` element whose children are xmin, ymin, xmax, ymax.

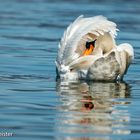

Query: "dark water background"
<box><xmin>0</xmin><ymin>0</ymin><xmax>140</xmax><ymax>140</ymax></box>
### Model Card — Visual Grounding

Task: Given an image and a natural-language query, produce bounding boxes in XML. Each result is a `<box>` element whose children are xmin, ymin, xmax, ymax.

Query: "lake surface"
<box><xmin>0</xmin><ymin>0</ymin><xmax>140</xmax><ymax>140</ymax></box>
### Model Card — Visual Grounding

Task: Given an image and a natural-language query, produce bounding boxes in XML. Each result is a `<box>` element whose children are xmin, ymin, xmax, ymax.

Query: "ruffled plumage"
<box><xmin>56</xmin><ymin>15</ymin><xmax>134</xmax><ymax>81</ymax></box>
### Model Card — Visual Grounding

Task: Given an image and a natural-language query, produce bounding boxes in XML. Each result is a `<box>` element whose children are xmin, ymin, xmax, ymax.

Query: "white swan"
<box><xmin>56</xmin><ymin>15</ymin><xmax>134</xmax><ymax>81</ymax></box>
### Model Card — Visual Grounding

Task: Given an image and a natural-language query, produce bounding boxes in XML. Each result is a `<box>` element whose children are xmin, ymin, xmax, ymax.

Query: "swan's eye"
<box><xmin>86</xmin><ymin>39</ymin><xmax>96</xmax><ymax>49</ymax></box>
<box><xmin>86</xmin><ymin>42</ymin><xmax>90</xmax><ymax>49</ymax></box>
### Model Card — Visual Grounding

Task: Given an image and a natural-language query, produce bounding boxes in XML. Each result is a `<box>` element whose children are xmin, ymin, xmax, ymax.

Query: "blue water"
<box><xmin>0</xmin><ymin>0</ymin><xmax>140</xmax><ymax>140</ymax></box>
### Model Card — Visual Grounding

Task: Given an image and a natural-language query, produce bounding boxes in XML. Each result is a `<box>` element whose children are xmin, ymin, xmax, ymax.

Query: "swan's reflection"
<box><xmin>56</xmin><ymin>80</ymin><xmax>131</xmax><ymax>139</ymax></box>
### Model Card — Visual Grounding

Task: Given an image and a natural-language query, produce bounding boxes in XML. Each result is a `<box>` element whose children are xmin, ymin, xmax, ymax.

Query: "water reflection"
<box><xmin>56</xmin><ymin>81</ymin><xmax>131</xmax><ymax>139</ymax></box>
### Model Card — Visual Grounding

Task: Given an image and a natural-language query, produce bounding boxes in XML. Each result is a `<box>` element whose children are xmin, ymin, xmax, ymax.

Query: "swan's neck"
<box><xmin>94</xmin><ymin>32</ymin><xmax>116</xmax><ymax>55</ymax></box>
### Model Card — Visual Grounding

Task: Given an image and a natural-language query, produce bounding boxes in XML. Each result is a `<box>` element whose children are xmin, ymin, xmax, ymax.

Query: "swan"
<box><xmin>56</xmin><ymin>15</ymin><xmax>134</xmax><ymax>81</ymax></box>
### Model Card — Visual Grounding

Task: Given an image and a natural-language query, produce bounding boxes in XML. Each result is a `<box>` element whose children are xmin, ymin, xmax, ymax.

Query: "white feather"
<box><xmin>56</xmin><ymin>15</ymin><xmax>134</xmax><ymax>81</ymax></box>
<box><xmin>57</xmin><ymin>15</ymin><xmax>118</xmax><ymax>66</ymax></box>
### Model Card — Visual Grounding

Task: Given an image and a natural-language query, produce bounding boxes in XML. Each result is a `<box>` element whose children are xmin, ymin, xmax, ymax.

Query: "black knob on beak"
<box><xmin>86</xmin><ymin>39</ymin><xmax>97</xmax><ymax>49</ymax></box>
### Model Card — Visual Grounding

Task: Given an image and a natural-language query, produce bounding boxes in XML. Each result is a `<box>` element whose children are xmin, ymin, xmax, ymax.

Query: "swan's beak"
<box><xmin>83</xmin><ymin>44</ymin><xmax>94</xmax><ymax>56</ymax></box>
<box><xmin>83</xmin><ymin>40</ymin><xmax>96</xmax><ymax>56</ymax></box>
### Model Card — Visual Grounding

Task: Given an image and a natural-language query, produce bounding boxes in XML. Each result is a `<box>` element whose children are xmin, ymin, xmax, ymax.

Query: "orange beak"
<box><xmin>83</xmin><ymin>44</ymin><xmax>94</xmax><ymax>56</ymax></box>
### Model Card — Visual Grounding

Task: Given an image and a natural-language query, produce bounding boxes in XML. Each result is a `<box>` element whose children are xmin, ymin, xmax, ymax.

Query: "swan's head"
<box><xmin>83</xmin><ymin>39</ymin><xmax>96</xmax><ymax>56</ymax></box>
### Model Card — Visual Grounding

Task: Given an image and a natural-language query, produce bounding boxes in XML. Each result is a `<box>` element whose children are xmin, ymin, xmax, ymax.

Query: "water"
<box><xmin>0</xmin><ymin>0</ymin><xmax>140</xmax><ymax>140</ymax></box>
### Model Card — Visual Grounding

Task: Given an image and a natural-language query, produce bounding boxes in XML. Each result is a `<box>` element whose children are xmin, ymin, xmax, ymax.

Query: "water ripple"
<box><xmin>2</xmin><ymin>35</ymin><xmax>60</xmax><ymax>42</ymax></box>
<box><xmin>0</xmin><ymin>0</ymin><xmax>140</xmax><ymax>140</ymax></box>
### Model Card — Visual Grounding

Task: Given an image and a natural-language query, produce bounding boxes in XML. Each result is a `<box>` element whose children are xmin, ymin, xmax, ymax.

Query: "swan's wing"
<box><xmin>56</xmin><ymin>15</ymin><xmax>84</xmax><ymax>66</ymax></box>
<box><xmin>87</xmin><ymin>51</ymin><xmax>120</xmax><ymax>81</ymax></box>
<box><xmin>87</xmin><ymin>43</ymin><xmax>134</xmax><ymax>81</ymax></box>
<box><xmin>56</xmin><ymin>15</ymin><xmax>118</xmax><ymax>66</ymax></box>
<box><xmin>116</xmin><ymin>43</ymin><xmax>134</xmax><ymax>75</ymax></box>
<box><xmin>68</xmin><ymin>55</ymin><xmax>99</xmax><ymax>70</ymax></box>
